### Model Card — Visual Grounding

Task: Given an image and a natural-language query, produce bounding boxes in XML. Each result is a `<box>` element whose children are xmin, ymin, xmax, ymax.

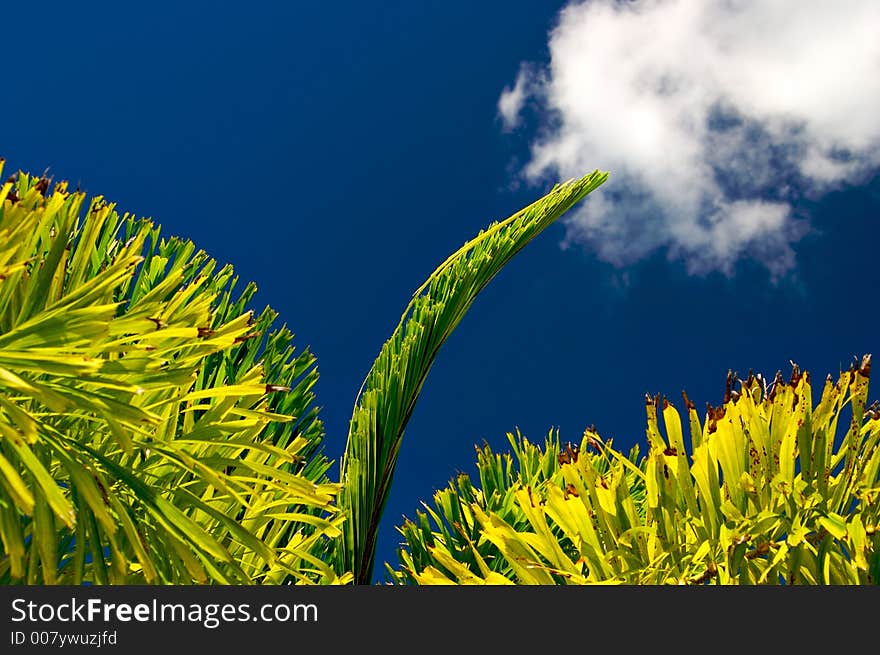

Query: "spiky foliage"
<box><xmin>391</xmin><ymin>360</ymin><xmax>880</xmax><ymax>584</ymax></box>
<box><xmin>1</xmin><ymin>160</ymin><xmax>607</xmax><ymax>585</ymax></box>
<box><xmin>333</xmin><ymin>171</ymin><xmax>609</xmax><ymax>583</ymax></box>
<box><xmin>0</xmin><ymin>162</ymin><xmax>346</xmax><ymax>584</ymax></box>
<box><xmin>389</xmin><ymin>430</ymin><xmax>645</xmax><ymax>584</ymax></box>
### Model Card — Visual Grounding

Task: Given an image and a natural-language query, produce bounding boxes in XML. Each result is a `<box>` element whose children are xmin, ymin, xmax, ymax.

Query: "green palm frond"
<box><xmin>0</xmin><ymin>163</ymin><xmax>345</xmax><ymax>584</ymax></box>
<box><xmin>334</xmin><ymin>171</ymin><xmax>609</xmax><ymax>583</ymax></box>
<box><xmin>392</xmin><ymin>361</ymin><xmax>880</xmax><ymax>584</ymax></box>
<box><xmin>389</xmin><ymin>430</ymin><xmax>644</xmax><ymax>584</ymax></box>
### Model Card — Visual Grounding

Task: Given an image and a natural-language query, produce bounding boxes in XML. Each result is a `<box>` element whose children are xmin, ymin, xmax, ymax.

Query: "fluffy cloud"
<box><xmin>500</xmin><ymin>0</ymin><xmax>880</xmax><ymax>276</ymax></box>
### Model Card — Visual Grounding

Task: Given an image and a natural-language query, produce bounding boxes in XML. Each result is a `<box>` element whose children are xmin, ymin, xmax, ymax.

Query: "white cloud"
<box><xmin>498</xmin><ymin>67</ymin><xmax>529</xmax><ymax>131</ymax></box>
<box><xmin>503</xmin><ymin>0</ymin><xmax>880</xmax><ymax>276</ymax></box>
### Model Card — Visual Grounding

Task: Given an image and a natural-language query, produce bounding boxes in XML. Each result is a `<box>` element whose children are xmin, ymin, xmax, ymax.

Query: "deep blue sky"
<box><xmin>4</xmin><ymin>1</ymin><xmax>879</xmax><ymax>581</ymax></box>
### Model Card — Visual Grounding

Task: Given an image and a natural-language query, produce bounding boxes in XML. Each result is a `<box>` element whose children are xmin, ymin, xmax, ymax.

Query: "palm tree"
<box><xmin>389</xmin><ymin>363</ymin><xmax>880</xmax><ymax>584</ymax></box>
<box><xmin>0</xmin><ymin>163</ymin><xmax>344</xmax><ymax>583</ymax></box>
<box><xmin>0</xmin><ymin>158</ymin><xmax>608</xmax><ymax>584</ymax></box>
<box><xmin>8</xmin><ymin>157</ymin><xmax>874</xmax><ymax>585</ymax></box>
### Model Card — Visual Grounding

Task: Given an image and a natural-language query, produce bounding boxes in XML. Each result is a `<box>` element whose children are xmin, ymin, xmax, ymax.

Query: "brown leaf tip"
<box><xmin>584</xmin><ymin>425</ymin><xmax>601</xmax><ymax>451</ymax></box>
<box><xmin>705</xmin><ymin>402</ymin><xmax>726</xmax><ymax>434</ymax></box>
<box><xmin>34</xmin><ymin>177</ymin><xmax>50</xmax><ymax>195</ymax></box>
<box><xmin>859</xmin><ymin>354</ymin><xmax>872</xmax><ymax>378</ymax></box>
<box><xmin>767</xmin><ymin>370</ymin><xmax>785</xmax><ymax>400</ymax></box>
<box><xmin>724</xmin><ymin>370</ymin><xmax>735</xmax><ymax>404</ymax></box>
<box><xmin>558</xmin><ymin>442</ymin><xmax>580</xmax><ymax>465</ymax></box>
<box><xmin>681</xmin><ymin>390</ymin><xmax>696</xmax><ymax>411</ymax></box>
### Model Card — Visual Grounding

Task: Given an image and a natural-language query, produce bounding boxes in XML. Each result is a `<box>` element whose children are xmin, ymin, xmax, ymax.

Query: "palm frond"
<box><xmin>391</xmin><ymin>360</ymin><xmax>880</xmax><ymax>584</ymax></box>
<box><xmin>334</xmin><ymin>171</ymin><xmax>609</xmax><ymax>583</ymax></box>
<box><xmin>0</xmin><ymin>163</ymin><xmax>342</xmax><ymax>584</ymax></box>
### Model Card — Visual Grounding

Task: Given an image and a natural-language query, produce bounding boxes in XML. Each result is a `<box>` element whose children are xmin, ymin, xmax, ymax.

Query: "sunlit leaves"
<box><xmin>0</xmin><ymin>163</ymin><xmax>339</xmax><ymax>584</ymax></box>
<box><xmin>392</xmin><ymin>359</ymin><xmax>880</xmax><ymax>584</ymax></box>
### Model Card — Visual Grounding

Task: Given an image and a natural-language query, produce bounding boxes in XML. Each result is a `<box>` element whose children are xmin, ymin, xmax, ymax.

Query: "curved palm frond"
<box><xmin>392</xmin><ymin>360</ymin><xmax>880</xmax><ymax>584</ymax></box>
<box><xmin>334</xmin><ymin>171</ymin><xmax>609</xmax><ymax>583</ymax></box>
<box><xmin>0</xmin><ymin>163</ymin><xmax>344</xmax><ymax>584</ymax></box>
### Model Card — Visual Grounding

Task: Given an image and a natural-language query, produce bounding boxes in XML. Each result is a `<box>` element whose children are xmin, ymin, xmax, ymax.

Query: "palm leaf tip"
<box><xmin>334</xmin><ymin>171</ymin><xmax>608</xmax><ymax>583</ymax></box>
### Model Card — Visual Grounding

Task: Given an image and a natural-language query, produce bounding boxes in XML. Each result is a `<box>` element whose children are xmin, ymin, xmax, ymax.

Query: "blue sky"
<box><xmin>4</xmin><ymin>1</ymin><xmax>879</xmax><ymax>581</ymax></box>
